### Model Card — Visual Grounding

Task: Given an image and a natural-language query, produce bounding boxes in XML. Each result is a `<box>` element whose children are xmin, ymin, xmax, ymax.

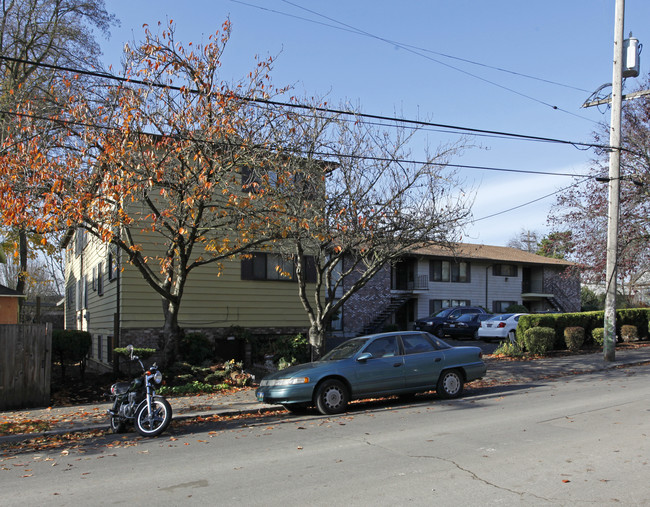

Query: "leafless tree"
<box><xmin>248</xmin><ymin>101</ymin><xmax>473</xmax><ymax>356</ymax></box>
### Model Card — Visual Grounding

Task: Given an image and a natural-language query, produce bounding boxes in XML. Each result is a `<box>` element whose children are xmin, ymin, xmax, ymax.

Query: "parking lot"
<box><xmin>444</xmin><ymin>337</ymin><xmax>500</xmax><ymax>355</ymax></box>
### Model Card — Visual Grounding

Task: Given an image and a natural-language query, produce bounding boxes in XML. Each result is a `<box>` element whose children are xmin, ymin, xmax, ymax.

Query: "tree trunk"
<box><xmin>161</xmin><ymin>297</ymin><xmax>183</xmax><ymax>367</ymax></box>
<box><xmin>309</xmin><ymin>324</ymin><xmax>325</xmax><ymax>361</ymax></box>
<box><xmin>15</xmin><ymin>229</ymin><xmax>28</xmax><ymax>322</ymax></box>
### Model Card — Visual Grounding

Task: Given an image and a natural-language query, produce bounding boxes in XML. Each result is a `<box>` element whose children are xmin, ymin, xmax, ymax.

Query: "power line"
<box><xmin>0</xmin><ymin>55</ymin><xmax>611</xmax><ymax>152</ymax></box>
<box><xmin>472</xmin><ymin>177</ymin><xmax>593</xmax><ymax>223</ymax></box>
<box><xmin>232</xmin><ymin>0</ymin><xmax>595</xmax><ymax>123</ymax></box>
<box><xmin>234</xmin><ymin>0</ymin><xmax>591</xmax><ymax>95</ymax></box>
<box><xmin>0</xmin><ymin>106</ymin><xmax>596</xmax><ymax>180</ymax></box>
<box><xmin>0</xmin><ymin>55</ymin><xmax>602</xmax><ymax>228</ymax></box>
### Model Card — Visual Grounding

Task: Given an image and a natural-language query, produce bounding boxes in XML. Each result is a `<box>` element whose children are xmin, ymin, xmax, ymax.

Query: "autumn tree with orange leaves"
<box><xmin>0</xmin><ymin>0</ymin><xmax>117</xmax><ymax>298</ymax></box>
<box><xmin>1</xmin><ymin>21</ymin><xmax>294</xmax><ymax>364</ymax></box>
<box><xmin>1</xmin><ymin>19</ymin><xmax>473</xmax><ymax>362</ymax></box>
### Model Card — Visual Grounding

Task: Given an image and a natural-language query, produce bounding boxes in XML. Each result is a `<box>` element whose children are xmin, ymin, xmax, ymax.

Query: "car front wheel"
<box><xmin>315</xmin><ymin>379</ymin><xmax>348</xmax><ymax>415</ymax></box>
<box><xmin>437</xmin><ymin>369</ymin><xmax>464</xmax><ymax>399</ymax></box>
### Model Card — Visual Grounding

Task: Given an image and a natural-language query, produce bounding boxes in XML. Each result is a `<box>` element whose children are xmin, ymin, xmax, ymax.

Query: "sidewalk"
<box><xmin>3</xmin><ymin>346</ymin><xmax>650</xmax><ymax>444</ymax></box>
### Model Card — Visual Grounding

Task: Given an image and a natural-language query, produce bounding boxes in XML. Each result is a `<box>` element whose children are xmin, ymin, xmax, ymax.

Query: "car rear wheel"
<box><xmin>437</xmin><ymin>369</ymin><xmax>464</xmax><ymax>399</ymax></box>
<box><xmin>315</xmin><ymin>379</ymin><xmax>348</xmax><ymax>415</ymax></box>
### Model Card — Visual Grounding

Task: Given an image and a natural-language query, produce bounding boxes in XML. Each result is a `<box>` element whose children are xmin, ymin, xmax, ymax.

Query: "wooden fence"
<box><xmin>0</xmin><ymin>324</ymin><xmax>52</xmax><ymax>410</ymax></box>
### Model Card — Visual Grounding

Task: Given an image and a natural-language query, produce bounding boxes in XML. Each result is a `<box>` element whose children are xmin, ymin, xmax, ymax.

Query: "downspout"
<box><xmin>485</xmin><ymin>264</ymin><xmax>493</xmax><ymax>311</ymax></box>
<box><xmin>114</xmin><ymin>245</ymin><xmax>121</xmax><ymax>377</ymax></box>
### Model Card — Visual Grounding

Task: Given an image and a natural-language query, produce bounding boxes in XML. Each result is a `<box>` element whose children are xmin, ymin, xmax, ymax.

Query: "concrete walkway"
<box><xmin>2</xmin><ymin>346</ymin><xmax>650</xmax><ymax>444</ymax></box>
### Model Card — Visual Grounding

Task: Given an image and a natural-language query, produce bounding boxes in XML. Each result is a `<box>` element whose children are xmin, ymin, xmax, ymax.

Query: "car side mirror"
<box><xmin>356</xmin><ymin>352</ymin><xmax>372</xmax><ymax>362</ymax></box>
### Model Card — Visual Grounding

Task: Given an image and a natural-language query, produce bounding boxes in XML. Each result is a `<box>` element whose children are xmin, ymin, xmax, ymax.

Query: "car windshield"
<box><xmin>435</xmin><ymin>308</ymin><xmax>454</xmax><ymax>318</ymax></box>
<box><xmin>321</xmin><ymin>338</ymin><xmax>369</xmax><ymax>361</ymax></box>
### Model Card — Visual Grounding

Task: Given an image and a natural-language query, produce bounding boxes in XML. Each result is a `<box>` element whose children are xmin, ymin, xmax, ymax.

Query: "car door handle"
<box><xmin>393</xmin><ymin>363</ymin><xmax>402</xmax><ymax>367</ymax></box>
<box><xmin>434</xmin><ymin>358</ymin><xmax>442</xmax><ymax>362</ymax></box>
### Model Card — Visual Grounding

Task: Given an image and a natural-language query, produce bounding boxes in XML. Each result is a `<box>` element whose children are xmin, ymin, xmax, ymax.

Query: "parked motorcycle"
<box><xmin>108</xmin><ymin>345</ymin><xmax>172</xmax><ymax>437</ymax></box>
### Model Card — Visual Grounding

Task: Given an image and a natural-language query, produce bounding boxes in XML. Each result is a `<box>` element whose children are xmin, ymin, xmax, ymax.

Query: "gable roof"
<box><xmin>411</xmin><ymin>242</ymin><xmax>575</xmax><ymax>267</ymax></box>
<box><xmin>0</xmin><ymin>284</ymin><xmax>26</xmax><ymax>297</ymax></box>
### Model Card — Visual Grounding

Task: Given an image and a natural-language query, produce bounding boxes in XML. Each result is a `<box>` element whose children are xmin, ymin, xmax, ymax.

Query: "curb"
<box><xmin>3</xmin><ymin>354</ymin><xmax>650</xmax><ymax>446</ymax></box>
<box><xmin>0</xmin><ymin>404</ymin><xmax>282</xmax><ymax>446</ymax></box>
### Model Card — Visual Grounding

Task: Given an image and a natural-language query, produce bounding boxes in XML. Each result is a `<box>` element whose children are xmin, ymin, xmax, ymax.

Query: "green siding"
<box><xmin>120</xmin><ymin>256</ymin><xmax>311</xmax><ymax>329</ymax></box>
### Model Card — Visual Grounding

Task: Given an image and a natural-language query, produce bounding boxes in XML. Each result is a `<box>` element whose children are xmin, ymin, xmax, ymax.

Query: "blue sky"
<box><xmin>97</xmin><ymin>0</ymin><xmax>650</xmax><ymax>246</ymax></box>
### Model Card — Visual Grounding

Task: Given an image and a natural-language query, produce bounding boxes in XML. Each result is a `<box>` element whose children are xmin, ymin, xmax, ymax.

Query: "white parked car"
<box><xmin>477</xmin><ymin>313</ymin><xmax>527</xmax><ymax>343</ymax></box>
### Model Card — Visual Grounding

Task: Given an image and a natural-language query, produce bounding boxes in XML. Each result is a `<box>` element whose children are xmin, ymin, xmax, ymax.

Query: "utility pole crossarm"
<box><xmin>582</xmin><ymin>88</ymin><xmax>650</xmax><ymax>108</ymax></box>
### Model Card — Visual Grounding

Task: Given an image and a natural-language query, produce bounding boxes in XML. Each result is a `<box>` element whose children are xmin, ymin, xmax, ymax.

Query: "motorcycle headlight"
<box><xmin>153</xmin><ymin>371</ymin><xmax>163</xmax><ymax>384</ymax></box>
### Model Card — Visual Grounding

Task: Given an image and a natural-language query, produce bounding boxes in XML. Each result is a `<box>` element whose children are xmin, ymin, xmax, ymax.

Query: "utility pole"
<box><xmin>521</xmin><ymin>230</ymin><xmax>538</xmax><ymax>253</ymax></box>
<box><xmin>603</xmin><ymin>0</ymin><xmax>625</xmax><ymax>362</ymax></box>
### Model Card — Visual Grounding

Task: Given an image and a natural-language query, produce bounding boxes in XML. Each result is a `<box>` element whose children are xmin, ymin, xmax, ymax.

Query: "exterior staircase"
<box><xmin>358</xmin><ymin>294</ymin><xmax>412</xmax><ymax>336</ymax></box>
<box><xmin>546</xmin><ymin>296</ymin><xmax>565</xmax><ymax>313</ymax></box>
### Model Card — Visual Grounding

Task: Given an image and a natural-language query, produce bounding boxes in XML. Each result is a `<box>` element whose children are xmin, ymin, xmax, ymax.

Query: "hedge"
<box><xmin>518</xmin><ymin>308</ymin><xmax>650</xmax><ymax>347</ymax></box>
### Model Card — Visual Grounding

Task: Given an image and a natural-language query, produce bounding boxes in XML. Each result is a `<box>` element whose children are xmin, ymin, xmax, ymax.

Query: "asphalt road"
<box><xmin>2</xmin><ymin>363</ymin><xmax>649</xmax><ymax>506</ymax></box>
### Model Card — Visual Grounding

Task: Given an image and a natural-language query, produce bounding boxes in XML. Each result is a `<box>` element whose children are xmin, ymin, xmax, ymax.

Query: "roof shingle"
<box><xmin>411</xmin><ymin>242</ymin><xmax>575</xmax><ymax>267</ymax></box>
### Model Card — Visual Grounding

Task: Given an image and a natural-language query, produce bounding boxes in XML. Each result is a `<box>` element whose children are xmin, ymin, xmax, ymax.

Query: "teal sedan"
<box><xmin>255</xmin><ymin>331</ymin><xmax>486</xmax><ymax>415</ymax></box>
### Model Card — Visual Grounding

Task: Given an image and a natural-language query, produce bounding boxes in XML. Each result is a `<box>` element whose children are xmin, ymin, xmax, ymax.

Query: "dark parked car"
<box><xmin>255</xmin><ymin>331</ymin><xmax>487</xmax><ymax>415</ymax></box>
<box><xmin>440</xmin><ymin>313</ymin><xmax>494</xmax><ymax>340</ymax></box>
<box><xmin>414</xmin><ymin>306</ymin><xmax>488</xmax><ymax>336</ymax></box>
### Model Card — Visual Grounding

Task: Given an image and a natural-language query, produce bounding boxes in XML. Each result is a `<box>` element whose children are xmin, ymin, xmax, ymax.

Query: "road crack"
<box><xmin>362</xmin><ymin>439</ymin><xmax>553</xmax><ymax>503</ymax></box>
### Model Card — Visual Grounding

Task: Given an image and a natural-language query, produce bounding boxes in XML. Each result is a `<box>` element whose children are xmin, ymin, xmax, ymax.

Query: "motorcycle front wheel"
<box><xmin>134</xmin><ymin>398</ymin><xmax>172</xmax><ymax>437</ymax></box>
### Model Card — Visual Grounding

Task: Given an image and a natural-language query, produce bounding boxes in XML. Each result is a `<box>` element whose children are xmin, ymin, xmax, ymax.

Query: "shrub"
<box><xmin>494</xmin><ymin>341</ymin><xmax>524</xmax><ymax>357</ymax></box>
<box><xmin>564</xmin><ymin>327</ymin><xmax>585</xmax><ymax>352</ymax></box>
<box><xmin>253</xmin><ymin>333</ymin><xmax>309</xmax><ymax>368</ymax></box>
<box><xmin>617</xmin><ymin>309</ymin><xmax>648</xmax><ymax>338</ymax></box>
<box><xmin>163</xmin><ymin>359</ymin><xmax>253</xmax><ymax>393</ymax></box>
<box><xmin>621</xmin><ymin>325</ymin><xmax>638</xmax><ymax>343</ymax></box>
<box><xmin>52</xmin><ymin>330</ymin><xmax>92</xmax><ymax>380</ymax></box>
<box><xmin>592</xmin><ymin>328</ymin><xmax>604</xmax><ymax>346</ymax></box>
<box><xmin>179</xmin><ymin>332</ymin><xmax>213</xmax><ymax>365</ymax></box>
<box><xmin>523</xmin><ymin>327</ymin><xmax>555</xmax><ymax>356</ymax></box>
<box><xmin>158</xmin><ymin>381</ymin><xmax>230</xmax><ymax>396</ymax></box>
<box><xmin>114</xmin><ymin>347</ymin><xmax>156</xmax><ymax>359</ymax></box>
<box><xmin>205</xmin><ymin>371</ymin><xmax>227</xmax><ymax>384</ymax></box>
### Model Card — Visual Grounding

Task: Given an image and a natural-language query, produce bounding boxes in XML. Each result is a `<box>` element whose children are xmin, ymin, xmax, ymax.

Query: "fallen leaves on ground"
<box><xmin>0</xmin><ymin>407</ymin><xmax>108</xmax><ymax>436</ymax></box>
<box><xmin>0</xmin><ymin>420</ymin><xmax>52</xmax><ymax>436</ymax></box>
